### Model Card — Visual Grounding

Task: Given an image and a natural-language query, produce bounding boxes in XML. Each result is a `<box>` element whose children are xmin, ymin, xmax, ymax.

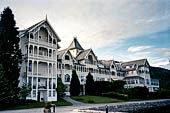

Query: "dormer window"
<box><xmin>30</xmin><ymin>33</ymin><xmax>34</xmax><ymax>39</ymax></box>
<box><xmin>112</xmin><ymin>65</ymin><xmax>114</xmax><ymax>68</ymax></box>
<box><xmin>53</xmin><ymin>39</ymin><xmax>56</xmax><ymax>44</ymax></box>
<box><xmin>88</xmin><ymin>55</ymin><xmax>93</xmax><ymax>64</ymax></box>
<box><xmin>65</xmin><ymin>55</ymin><xmax>70</xmax><ymax>60</ymax></box>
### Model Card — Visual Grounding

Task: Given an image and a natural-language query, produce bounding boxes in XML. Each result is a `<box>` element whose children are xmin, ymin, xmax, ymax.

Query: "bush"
<box><xmin>149</xmin><ymin>89</ymin><xmax>170</xmax><ymax>99</ymax></box>
<box><xmin>103</xmin><ymin>92</ymin><xmax>128</xmax><ymax>100</ymax></box>
<box><xmin>94</xmin><ymin>81</ymin><xmax>111</xmax><ymax>95</ymax></box>
<box><xmin>127</xmin><ymin>87</ymin><xmax>149</xmax><ymax>99</ymax></box>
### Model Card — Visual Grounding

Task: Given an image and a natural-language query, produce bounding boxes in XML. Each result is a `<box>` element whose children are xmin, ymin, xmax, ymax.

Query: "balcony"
<box><xmin>38</xmin><ymin>84</ymin><xmax>47</xmax><ymax>89</ymax></box>
<box><xmin>25</xmin><ymin>53</ymin><xmax>56</xmax><ymax>61</ymax></box>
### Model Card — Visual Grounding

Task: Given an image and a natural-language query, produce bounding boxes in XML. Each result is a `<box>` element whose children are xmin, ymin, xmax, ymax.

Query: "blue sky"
<box><xmin>0</xmin><ymin>0</ymin><xmax>170</xmax><ymax>69</ymax></box>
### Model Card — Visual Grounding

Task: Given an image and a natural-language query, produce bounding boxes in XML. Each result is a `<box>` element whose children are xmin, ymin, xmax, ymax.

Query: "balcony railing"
<box><xmin>38</xmin><ymin>84</ymin><xmax>47</xmax><ymax>89</ymax></box>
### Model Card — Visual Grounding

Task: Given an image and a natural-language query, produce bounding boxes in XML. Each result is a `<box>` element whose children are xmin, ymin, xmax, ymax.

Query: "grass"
<box><xmin>0</xmin><ymin>99</ymin><xmax>72</xmax><ymax>111</ymax></box>
<box><xmin>71</xmin><ymin>95</ymin><xmax>123</xmax><ymax>104</ymax></box>
<box><xmin>52</xmin><ymin>99</ymin><xmax>72</xmax><ymax>106</ymax></box>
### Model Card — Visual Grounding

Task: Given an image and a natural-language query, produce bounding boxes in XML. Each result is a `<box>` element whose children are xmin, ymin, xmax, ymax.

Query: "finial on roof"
<box><xmin>73</xmin><ymin>36</ymin><xmax>77</xmax><ymax>39</ymax></box>
<box><xmin>45</xmin><ymin>14</ymin><xmax>48</xmax><ymax>21</ymax></box>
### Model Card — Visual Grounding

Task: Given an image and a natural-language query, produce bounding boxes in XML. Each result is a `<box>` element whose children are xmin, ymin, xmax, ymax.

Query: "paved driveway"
<box><xmin>0</xmin><ymin>98</ymin><xmax>170</xmax><ymax>113</ymax></box>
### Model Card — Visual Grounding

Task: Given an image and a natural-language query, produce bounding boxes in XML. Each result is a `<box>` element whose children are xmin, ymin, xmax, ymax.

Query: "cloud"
<box><xmin>155</xmin><ymin>48</ymin><xmax>170</xmax><ymax>57</ymax></box>
<box><xmin>128</xmin><ymin>46</ymin><xmax>152</xmax><ymax>52</ymax></box>
<box><xmin>1</xmin><ymin>0</ymin><xmax>170</xmax><ymax>49</ymax></box>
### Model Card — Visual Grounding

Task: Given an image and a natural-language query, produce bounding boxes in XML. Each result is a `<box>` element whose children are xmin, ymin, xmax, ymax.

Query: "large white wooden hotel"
<box><xmin>19</xmin><ymin>19</ymin><xmax>159</xmax><ymax>102</ymax></box>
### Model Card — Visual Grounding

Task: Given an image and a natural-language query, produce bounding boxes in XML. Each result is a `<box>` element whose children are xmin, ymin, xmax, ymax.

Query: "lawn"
<box><xmin>0</xmin><ymin>99</ymin><xmax>72</xmax><ymax>111</ymax></box>
<box><xmin>71</xmin><ymin>95</ymin><xmax>123</xmax><ymax>104</ymax></box>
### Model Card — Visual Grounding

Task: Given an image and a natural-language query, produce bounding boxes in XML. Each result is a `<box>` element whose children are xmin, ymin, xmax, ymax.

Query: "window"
<box><xmin>100</xmin><ymin>78</ymin><xmax>105</xmax><ymax>81</ymax></box>
<box><xmin>39</xmin><ymin>36</ymin><xmax>41</xmax><ymax>39</ymax></box>
<box><xmin>80</xmin><ymin>76</ymin><xmax>84</xmax><ymax>82</ymax></box>
<box><xmin>53</xmin><ymin>39</ymin><xmax>56</xmax><ymax>44</ymax></box>
<box><xmin>30</xmin><ymin>33</ymin><xmax>34</xmax><ymax>39</ymax></box>
<box><xmin>88</xmin><ymin>55</ymin><xmax>93</xmax><ymax>64</ymax></box>
<box><xmin>53</xmin><ymin>79</ymin><xmax>56</xmax><ymax>89</ymax></box>
<box><xmin>49</xmin><ymin>91</ymin><xmax>51</xmax><ymax>97</ymax></box>
<box><xmin>112</xmin><ymin>71</ymin><xmax>115</xmax><ymax>76</ymax></box>
<box><xmin>111</xmin><ymin>65</ymin><xmax>114</xmax><ymax>68</ymax></box>
<box><xmin>146</xmin><ymin>79</ymin><xmax>150</xmax><ymax>85</ymax></box>
<box><xmin>65</xmin><ymin>55</ymin><xmax>70</xmax><ymax>60</ymax></box>
<box><xmin>29</xmin><ymin>62</ymin><xmax>32</xmax><ymax>72</ymax></box>
<box><xmin>33</xmin><ymin>90</ymin><xmax>36</xmax><ymax>97</ymax></box>
<box><xmin>28</xmin><ymin>77</ymin><xmax>32</xmax><ymax>86</ymax></box>
<box><xmin>65</xmin><ymin>74</ymin><xmax>70</xmax><ymax>82</ymax></box>
<box><xmin>49</xmin><ymin>79</ymin><xmax>52</xmax><ymax>89</ymax></box>
<box><xmin>53</xmin><ymin>91</ymin><xmax>55</xmax><ymax>97</ymax></box>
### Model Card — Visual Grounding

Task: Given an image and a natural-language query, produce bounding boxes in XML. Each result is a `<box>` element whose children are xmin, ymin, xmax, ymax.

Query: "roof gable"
<box><xmin>19</xmin><ymin>18</ymin><xmax>61</xmax><ymax>42</ymax></box>
<box><xmin>76</xmin><ymin>49</ymin><xmax>98</xmax><ymax>61</ymax></box>
<box><xmin>68</xmin><ymin>38</ymin><xmax>84</xmax><ymax>50</ymax></box>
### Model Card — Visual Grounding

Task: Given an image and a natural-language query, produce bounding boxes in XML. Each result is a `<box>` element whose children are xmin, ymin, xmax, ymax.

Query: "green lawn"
<box><xmin>71</xmin><ymin>95</ymin><xmax>123</xmax><ymax>104</ymax></box>
<box><xmin>0</xmin><ymin>99</ymin><xmax>72</xmax><ymax>111</ymax></box>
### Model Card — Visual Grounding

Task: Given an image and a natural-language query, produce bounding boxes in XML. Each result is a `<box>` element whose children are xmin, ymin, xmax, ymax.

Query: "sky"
<box><xmin>0</xmin><ymin>0</ymin><xmax>170</xmax><ymax>69</ymax></box>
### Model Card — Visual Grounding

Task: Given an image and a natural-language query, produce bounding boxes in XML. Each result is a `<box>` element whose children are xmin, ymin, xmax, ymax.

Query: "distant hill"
<box><xmin>150</xmin><ymin>66</ymin><xmax>170</xmax><ymax>89</ymax></box>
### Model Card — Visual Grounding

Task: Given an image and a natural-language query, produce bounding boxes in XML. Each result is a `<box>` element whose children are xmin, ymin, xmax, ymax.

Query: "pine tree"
<box><xmin>70</xmin><ymin>70</ymin><xmax>80</xmax><ymax>96</ymax></box>
<box><xmin>0</xmin><ymin>7</ymin><xmax>22</xmax><ymax>104</ymax></box>
<box><xmin>85</xmin><ymin>72</ymin><xmax>94</xmax><ymax>95</ymax></box>
<box><xmin>56</xmin><ymin>77</ymin><xmax>66</xmax><ymax>100</ymax></box>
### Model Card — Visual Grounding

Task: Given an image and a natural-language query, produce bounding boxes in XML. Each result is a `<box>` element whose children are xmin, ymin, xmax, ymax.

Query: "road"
<box><xmin>0</xmin><ymin>98</ymin><xmax>169</xmax><ymax>113</ymax></box>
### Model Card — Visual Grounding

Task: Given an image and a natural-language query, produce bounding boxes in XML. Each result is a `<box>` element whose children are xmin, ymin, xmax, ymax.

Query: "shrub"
<box><xmin>94</xmin><ymin>81</ymin><xmax>111</xmax><ymax>95</ymax></box>
<box><xmin>127</xmin><ymin>87</ymin><xmax>149</xmax><ymax>99</ymax></box>
<box><xmin>149</xmin><ymin>89</ymin><xmax>170</xmax><ymax>99</ymax></box>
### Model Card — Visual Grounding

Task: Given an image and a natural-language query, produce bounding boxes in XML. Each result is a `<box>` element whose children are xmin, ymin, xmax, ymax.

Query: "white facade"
<box><xmin>19</xmin><ymin>19</ymin><xmax>159</xmax><ymax>101</ymax></box>
<box><xmin>19</xmin><ymin>19</ymin><xmax>61</xmax><ymax>102</ymax></box>
<box><xmin>57</xmin><ymin>38</ymin><xmax>159</xmax><ymax>95</ymax></box>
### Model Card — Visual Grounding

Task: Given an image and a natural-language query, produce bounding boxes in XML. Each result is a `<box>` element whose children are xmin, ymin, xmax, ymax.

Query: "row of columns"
<box><xmin>26</xmin><ymin>59</ymin><xmax>57</xmax><ymax>99</ymax></box>
<box><xmin>27</xmin><ymin>44</ymin><xmax>56</xmax><ymax>58</ymax></box>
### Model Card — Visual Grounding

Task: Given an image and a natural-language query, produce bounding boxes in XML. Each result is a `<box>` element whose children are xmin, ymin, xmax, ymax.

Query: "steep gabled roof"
<box><xmin>58</xmin><ymin>49</ymin><xmax>67</xmax><ymax>59</ymax></box>
<box><xmin>121</xmin><ymin>59</ymin><xmax>147</xmax><ymax>67</ymax></box>
<box><xmin>101</xmin><ymin>60</ymin><xmax>114</xmax><ymax>67</ymax></box>
<box><xmin>68</xmin><ymin>38</ymin><xmax>84</xmax><ymax>50</ymax></box>
<box><xmin>19</xmin><ymin>18</ymin><xmax>61</xmax><ymax>42</ymax></box>
<box><xmin>76</xmin><ymin>49</ymin><xmax>91</xmax><ymax>60</ymax></box>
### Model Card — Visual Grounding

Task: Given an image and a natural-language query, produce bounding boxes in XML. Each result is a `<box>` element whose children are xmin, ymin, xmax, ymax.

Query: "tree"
<box><xmin>0</xmin><ymin>7</ymin><xmax>22</xmax><ymax>104</ymax></box>
<box><xmin>19</xmin><ymin>83</ymin><xmax>31</xmax><ymax>100</ymax></box>
<box><xmin>0</xmin><ymin>64</ymin><xmax>10</xmax><ymax>105</ymax></box>
<box><xmin>56</xmin><ymin>77</ymin><xmax>66</xmax><ymax>100</ymax></box>
<box><xmin>70</xmin><ymin>70</ymin><xmax>80</xmax><ymax>96</ymax></box>
<box><xmin>85</xmin><ymin>72</ymin><xmax>94</xmax><ymax>95</ymax></box>
<box><xmin>108</xmin><ymin>80</ymin><xmax>126</xmax><ymax>93</ymax></box>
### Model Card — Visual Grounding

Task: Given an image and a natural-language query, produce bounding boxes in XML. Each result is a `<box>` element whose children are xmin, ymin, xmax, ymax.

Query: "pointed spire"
<box><xmin>45</xmin><ymin>14</ymin><xmax>48</xmax><ymax>21</ymax></box>
<box><xmin>68</xmin><ymin>36</ymin><xmax>84</xmax><ymax>50</ymax></box>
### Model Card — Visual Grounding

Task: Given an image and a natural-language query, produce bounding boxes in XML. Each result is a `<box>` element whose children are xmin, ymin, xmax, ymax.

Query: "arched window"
<box><xmin>65</xmin><ymin>74</ymin><xmax>70</xmax><ymax>82</ymax></box>
<box><xmin>30</xmin><ymin>33</ymin><xmax>34</xmax><ymax>39</ymax></box>
<box><xmin>88</xmin><ymin>55</ymin><xmax>93</xmax><ymax>64</ymax></box>
<box><xmin>53</xmin><ymin>39</ymin><xmax>56</xmax><ymax>44</ymax></box>
<box><xmin>29</xmin><ymin>61</ymin><xmax>32</xmax><ymax>72</ymax></box>
<box><xmin>65</xmin><ymin>55</ymin><xmax>70</xmax><ymax>60</ymax></box>
<box><xmin>112</xmin><ymin>65</ymin><xmax>114</xmax><ymax>68</ymax></box>
<box><xmin>112</xmin><ymin>71</ymin><xmax>115</xmax><ymax>76</ymax></box>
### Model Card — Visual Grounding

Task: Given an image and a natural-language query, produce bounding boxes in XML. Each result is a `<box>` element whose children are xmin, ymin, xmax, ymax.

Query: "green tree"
<box><xmin>56</xmin><ymin>77</ymin><xmax>66</xmax><ymax>100</ymax></box>
<box><xmin>0</xmin><ymin>7</ymin><xmax>22</xmax><ymax>104</ymax></box>
<box><xmin>85</xmin><ymin>72</ymin><xmax>94</xmax><ymax>95</ymax></box>
<box><xmin>108</xmin><ymin>80</ymin><xmax>126</xmax><ymax>93</ymax></box>
<box><xmin>70</xmin><ymin>70</ymin><xmax>80</xmax><ymax>96</ymax></box>
<box><xmin>19</xmin><ymin>83</ymin><xmax>31</xmax><ymax>100</ymax></box>
<box><xmin>0</xmin><ymin>64</ymin><xmax>10</xmax><ymax>105</ymax></box>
